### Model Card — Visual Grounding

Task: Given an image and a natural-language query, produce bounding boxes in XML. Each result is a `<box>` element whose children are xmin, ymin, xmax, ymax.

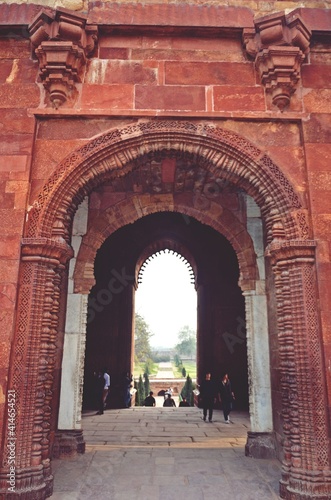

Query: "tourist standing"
<box><xmin>123</xmin><ymin>371</ymin><xmax>133</xmax><ymax>408</ymax></box>
<box><xmin>219</xmin><ymin>372</ymin><xmax>235</xmax><ymax>423</ymax></box>
<box><xmin>95</xmin><ymin>370</ymin><xmax>106</xmax><ymax>415</ymax></box>
<box><xmin>199</xmin><ymin>372</ymin><xmax>217</xmax><ymax>422</ymax></box>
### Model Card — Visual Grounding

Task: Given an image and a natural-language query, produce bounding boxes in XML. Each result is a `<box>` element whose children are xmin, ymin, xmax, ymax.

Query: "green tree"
<box><xmin>174</xmin><ymin>353</ymin><xmax>181</xmax><ymax>366</ymax></box>
<box><xmin>143</xmin><ymin>371</ymin><xmax>150</xmax><ymax>398</ymax></box>
<box><xmin>175</xmin><ymin>325</ymin><xmax>196</xmax><ymax>359</ymax></box>
<box><xmin>135</xmin><ymin>313</ymin><xmax>153</xmax><ymax>363</ymax></box>
<box><xmin>181</xmin><ymin>375</ymin><xmax>194</xmax><ymax>405</ymax></box>
<box><xmin>182</xmin><ymin>366</ymin><xmax>186</xmax><ymax>377</ymax></box>
<box><xmin>137</xmin><ymin>374</ymin><xmax>145</xmax><ymax>406</ymax></box>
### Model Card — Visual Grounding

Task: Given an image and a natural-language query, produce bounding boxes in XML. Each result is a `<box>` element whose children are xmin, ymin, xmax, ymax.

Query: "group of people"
<box><xmin>199</xmin><ymin>372</ymin><xmax>235</xmax><ymax>423</ymax></box>
<box><xmin>143</xmin><ymin>391</ymin><xmax>190</xmax><ymax>407</ymax></box>
<box><xmin>95</xmin><ymin>370</ymin><xmax>234</xmax><ymax>423</ymax></box>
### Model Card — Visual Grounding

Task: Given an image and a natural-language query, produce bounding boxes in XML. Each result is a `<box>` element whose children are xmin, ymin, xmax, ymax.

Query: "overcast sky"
<box><xmin>135</xmin><ymin>252</ymin><xmax>197</xmax><ymax>348</ymax></box>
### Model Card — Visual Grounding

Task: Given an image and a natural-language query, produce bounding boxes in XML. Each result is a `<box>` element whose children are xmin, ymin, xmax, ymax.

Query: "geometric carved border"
<box><xmin>25</xmin><ymin>120</ymin><xmax>308</xmax><ymax>243</ymax></box>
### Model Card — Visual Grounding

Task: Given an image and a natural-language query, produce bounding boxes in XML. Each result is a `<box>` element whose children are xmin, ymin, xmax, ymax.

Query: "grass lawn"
<box><xmin>133</xmin><ymin>362</ymin><xmax>158</xmax><ymax>378</ymax></box>
<box><xmin>172</xmin><ymin>359</ymin><xmax>197</xmax><ymax>379</ymax></box>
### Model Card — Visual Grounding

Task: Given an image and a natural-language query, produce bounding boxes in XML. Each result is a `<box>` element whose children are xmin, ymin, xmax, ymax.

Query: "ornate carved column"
<box><xmin>243</xmin><ymin>11</ymin><xmax>311</xmax><ymax>111</ymax></box>
<box><xmin>267</xmin><ymin>239</ymin><xmax>331</xmax><ymax>499</ymax></box>
<box><xmin>0</xmin><ymin>238</ymin><xmax>73</xmax><ymax>499</ymax></box>
<box><xmin>28</xmin><ymin>8</ymin><xmax>97</xmax><ymax>108</ymax></box>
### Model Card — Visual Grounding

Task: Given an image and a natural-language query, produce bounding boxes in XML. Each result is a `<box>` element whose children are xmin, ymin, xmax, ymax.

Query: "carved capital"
<box><xmin>21</xmin><ymin>237</ymin><xmax>74</xmax><ymax>265</ymax></box>
<box><xmin>243</xmin><ymin>11</ymin><xmax>311</xmax><ymax>111</ymax></box>
<box><xmin>266</xmin><ymin>239</ymin><xmax>316</xmax><ymax>266</ymax></box>
<box><xmin>28</xmin><ymin>8</ymin><xmax>98</xmax><ymax>108</ymax></box>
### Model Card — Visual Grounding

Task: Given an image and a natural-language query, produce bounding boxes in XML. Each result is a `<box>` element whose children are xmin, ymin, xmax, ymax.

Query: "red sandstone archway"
<box><xmin>2</xmin><ymin>120</ymin><xmax>330</xmax><ymax>500</ymax></box>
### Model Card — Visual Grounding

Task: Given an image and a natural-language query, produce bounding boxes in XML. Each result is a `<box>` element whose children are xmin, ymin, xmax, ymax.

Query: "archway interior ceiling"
<box><xmin>91</xmin><ymin>156</ymin><xmax>247</xmax><ymax>237</ymax></box>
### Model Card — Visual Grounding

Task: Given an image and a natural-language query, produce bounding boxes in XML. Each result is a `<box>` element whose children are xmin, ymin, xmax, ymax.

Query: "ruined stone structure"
<box><xmin>0</xmin><ymin>0</ymin><xmax>330</xmax><ymax>498</ymax></box>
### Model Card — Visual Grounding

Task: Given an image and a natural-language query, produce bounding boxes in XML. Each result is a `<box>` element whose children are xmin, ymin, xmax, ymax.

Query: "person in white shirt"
<box><xmin>102</xmin><ymin>369</ymin><xmax>111</xmax><ymax>410</ymax></box>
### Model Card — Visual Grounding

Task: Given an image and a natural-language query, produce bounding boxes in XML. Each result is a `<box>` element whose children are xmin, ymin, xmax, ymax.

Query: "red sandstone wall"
<box><xmin>0</xmin><ymin>36</ymin><xmax>38</xmax><ymax>436</ymax></box>
<box><xmin>0</xmin><ymin>2</ymin><xmax>330</xmax><ymax>444</ymax></box>
<box><xmin>301</xmin><ymin>45</ymin><xmax>331</xmax><ymax>413</ymax></box>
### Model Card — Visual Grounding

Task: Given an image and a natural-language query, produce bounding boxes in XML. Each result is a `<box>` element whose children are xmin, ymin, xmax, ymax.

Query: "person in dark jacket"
<box><xmin>199</xmin><ymin>372</ymin><xmax>217</xmax><ymax>422</ymax></box>
<box><xmin>144</xmin><ymin>391</ymin><xmax>156</xmax><ymax>407</ymax></box>
<box><xmin>219</xmin><ymin>372</ymin><xmax>235</xmax><ymax>423</ymax></box>
<box><xmin>95</xmin><ymin>370</ymin><xmax>106</xmax><ymax>415</ymax></box>
<box><xmin>163</xmin><ymin>393</ymin><xmax>176</xmax><ymax>407</ymax></box>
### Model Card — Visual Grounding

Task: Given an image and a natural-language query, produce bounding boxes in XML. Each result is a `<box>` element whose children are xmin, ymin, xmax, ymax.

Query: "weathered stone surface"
<box><xmin>213</xmin><ymin>85</ymin><xmax>265</xmax><ymax>111</ymax></box>
<box><xmin>135</xmin><ymin>84</ymin><xmax>205</xmax><ymax>110</ymax></box>
<box><xmin>0</xmin><ymin>83</ymin><xmax>39</xmax><ymax>108</ymax></box>
<box><xmin>303</xmin><ymin>89</ymin><xmax>331</xmax><ymax>113</ymax></box>
<box><xmin>81</xmin><ymin>84</ymin><xmax>134</xmax><ymax>109</ymax></box>
<box><xmin>302</xmin><ymin>113</ymin><xmax>331</xmax><ymax>143</ymax></box>
<box><xmin>86</xmin><ymin>60</ymin><xmax>157</xmax><ymax>85</ymax></box>
<box><xmin>165</xmin><ymin>61</ymin><xmax>256</xmax><ymax>86</ymax></box>
<box><xmin>302</xmin><ymin>64</ymin><xmax>331</xmax><ymax>89</ymax></box>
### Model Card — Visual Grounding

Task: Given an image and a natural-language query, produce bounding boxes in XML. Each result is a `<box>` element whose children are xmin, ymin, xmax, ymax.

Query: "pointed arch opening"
<box><xmin>6</xmin><ymin>120</ymin><xmax>329</xmax><ymax>500</ymax></box>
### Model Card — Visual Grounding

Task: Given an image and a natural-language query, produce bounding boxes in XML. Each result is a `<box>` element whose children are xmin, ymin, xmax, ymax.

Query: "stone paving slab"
<box><xmin>51</xmin><ymin>407</ymin><xmax>281</xmax><ymax>499</ymax></box>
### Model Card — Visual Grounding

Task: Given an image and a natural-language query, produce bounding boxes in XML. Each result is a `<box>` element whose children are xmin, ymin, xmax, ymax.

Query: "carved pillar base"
<box><xmin>52</xmin><ymin>430</ymin><xmax>85</xmax><ymax>459</ymax></box>
<box><xmin>0</xmin><ymin>463</ymin><xmax>53</xmax><ymax>499</ymax></box>
<box><xmin>245</xmin><ymin>431</ymin><xmax>276</xmax><ymax>459</ymax></box>
<box><xmin>280</xmin><ymin>472</ymin><xmax>331</xmax><ymax>500</ymax></box>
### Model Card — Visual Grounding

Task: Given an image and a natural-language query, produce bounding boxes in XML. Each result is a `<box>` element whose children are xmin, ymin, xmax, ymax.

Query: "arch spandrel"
<box><xmin>25</xmin><ymin>120</ymin><xmax>309</xmax><ymax>244</ymax></box>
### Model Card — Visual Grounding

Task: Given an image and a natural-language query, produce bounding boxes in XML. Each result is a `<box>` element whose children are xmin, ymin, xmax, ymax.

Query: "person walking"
<box><xmin>144</xmin><ymin>391</ymin><xmax>156</xmax><ymax>407</ymax></box>
<box><xmin>219</xmin><ymin>372</ymin><xmax>235</xmax><ymax>423</ymax></box>
<box><xmin>102</xmin><ymin>368</ymin><xmax>111</xmax><ymax>410</ymax></box>
<box><xmin>163</xmin><ymin>393</ymin><xmax>176</xmax><ymax>407</ymax></box>
<box><xmin>199</xmin><ymin>372</ymin><xmax>217</xmax><ymax>422</ymax></box>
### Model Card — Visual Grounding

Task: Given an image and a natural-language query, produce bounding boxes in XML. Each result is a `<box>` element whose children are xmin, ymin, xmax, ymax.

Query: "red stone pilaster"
<box><xmin>0</xmin><ymin>238</ymin><xmax>73</xmax><ymax>499</ymax></box>
<box><xmin>268</xmin><ymin>239</ymin><xmax>331</xmax><ymax>499</ymax></box>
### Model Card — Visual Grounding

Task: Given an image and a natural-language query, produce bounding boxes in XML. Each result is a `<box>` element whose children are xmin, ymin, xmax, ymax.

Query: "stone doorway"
<box><xmin>2</xmin><ymin>120</ymin><xmax>330</xmax><ymax>499</ymax></box>
<box><xmin>80</xmin><ymin>211</ymin><xmax>249</xmax><ymax>412</ymax></box>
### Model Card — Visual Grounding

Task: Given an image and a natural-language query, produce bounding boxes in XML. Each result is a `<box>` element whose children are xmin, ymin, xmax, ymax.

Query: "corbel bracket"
<box><xmin>243</xmin><ymin>11</ymin><xmax>311</xmax><ymax>111</ymax></box>
<box><xmin>29</xmin><ymin>8</ymin><xmax>98</xmax><ymax>109</ymax></box>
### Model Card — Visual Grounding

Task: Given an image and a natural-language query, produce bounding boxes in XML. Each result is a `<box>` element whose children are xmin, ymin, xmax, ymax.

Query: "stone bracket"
<box><xmin>243</xmin><ymin>11</ymin><xmax>311</xmax><ymax>111</ymax></box>
<box><xmin>28</xmin><ymin>7</ymin><xmax>98</xmax><ymax>108</ymax></box>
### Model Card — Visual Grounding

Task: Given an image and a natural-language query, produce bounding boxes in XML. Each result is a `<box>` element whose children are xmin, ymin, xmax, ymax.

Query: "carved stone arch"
<box><xmin>25</xmin><ymin>120</ymin><xmax>309</xmax><ymax>244</ymax></box>
<box><xmin>73</xmin><ymin>195</ymin><xmax>258</xmax><ymax>295</ymax></box>
<box><xmin>4</xmin><ymin>119</ymin><xmax>331</xmax><ymax>500</ymax></box>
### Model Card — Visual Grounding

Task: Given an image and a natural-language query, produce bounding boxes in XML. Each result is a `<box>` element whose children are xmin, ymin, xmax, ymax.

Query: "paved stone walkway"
<box><xmin>51</xmin><ymin>407</ymin><xmax>281</xmax><ymax>499</ymax></box>
<box><xmin>154</xmin><ymin>361</ymin><xmax>175</xmax><ymax>379</ymax></box>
